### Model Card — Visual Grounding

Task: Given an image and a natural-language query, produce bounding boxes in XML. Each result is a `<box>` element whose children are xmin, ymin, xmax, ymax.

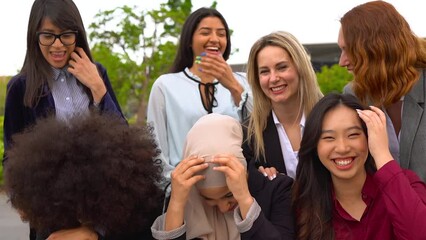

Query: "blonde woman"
<box><xmin>243</xmin><ymin>31</ymin><xmax>323</xmax><ymax>179</ymax></box>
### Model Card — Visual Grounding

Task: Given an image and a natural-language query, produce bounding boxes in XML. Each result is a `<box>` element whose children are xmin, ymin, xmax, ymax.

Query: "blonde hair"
<box><xmin>246</xmin><ymin>31</ymin><xmax>323</xmax><ymax>160</ymax></box>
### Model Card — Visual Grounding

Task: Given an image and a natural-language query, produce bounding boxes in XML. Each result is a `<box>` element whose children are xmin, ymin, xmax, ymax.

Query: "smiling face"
<box><xmin>198</xmin><ymin>186</ymin><xmax>238</xmax><ymax>213</ymax></box>
<box><xmin>38</xmin><ymin>17</ymin><xmax>76</xmax><ymax>69</ymax></box>
<box><xmin>257</xmin><ymin>45</ymin><xmax>300</xmax><ymax>107</ymax></box>
<box><xmin>317</xmin><ymin>104</ymin><xmax>368</xmax><ymax>182</ymax></box>
<box><xmin>191</xmin><ymin>16</ymin><xmax>227</xmax><ymax>57</ymax></box>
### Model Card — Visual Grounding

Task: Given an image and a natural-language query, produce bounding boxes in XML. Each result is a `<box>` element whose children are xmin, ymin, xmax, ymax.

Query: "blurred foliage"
<box><xmin>316</xmin><ymin>64</ymin><xmax>353</xmax><ymax>94</ymax></box>
<box><xmin>0</xmin><ymin>76</ymin><xmax>9</xmax><ymax>115</ymax></box>
<box><xmin>88</xmin><ymin>0</ymin><xmax>214</xmax><ymax>124</ymax></box>
<box><xmin>0</xmin><ymin>115</ymin><xmax>4</xmax><ymax>187</ymax></box>
<box><xmin>0</xmin><ymin>77</ymin><xmax>7</xmax><ymax>187</ymax></box>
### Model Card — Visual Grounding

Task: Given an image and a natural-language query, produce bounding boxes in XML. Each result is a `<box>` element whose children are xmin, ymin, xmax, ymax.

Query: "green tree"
<box><xmin>0</xmin><ymin>76</ymin><xmax>9</xmax><ymax>115</ymax></box>
<box><xmin>0</xmin><ymin>77</ymin><xmax>7</xmax><ymax>187</ymax></box>
<box><xmin>316</xmin><ymin>64</ymin><xmax>353</xmax><ymax>94</ymax></box>
<box><xmin>89</xmin><ymin>0</ymin><xmax>217</xmax><ymax>124</ymax></box>
<box><xmin>0</xmin><ymin>115</ymin><xmax>4</xmax><ymax>186</ymax></box>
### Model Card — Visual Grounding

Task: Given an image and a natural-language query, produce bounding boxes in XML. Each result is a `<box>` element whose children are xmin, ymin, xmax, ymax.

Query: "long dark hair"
<box><xmin>20</xmin><ymin>0</ymin><xmax>93</xmax><ymax>107</ymax></box>
<box><xmin>292</xmin><ymin>93</ymin><xmax>376</xmax><ymax>240</ymax></box>
<box><xmin>170</xmin><ymin>7</ymin><xmax>231</xmax><ymax>73</ymax></box>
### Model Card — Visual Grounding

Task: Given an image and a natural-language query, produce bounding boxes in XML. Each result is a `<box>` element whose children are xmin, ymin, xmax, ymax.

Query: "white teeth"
<box><xmin>334</xmin><ymin>159</ymin><xmax>352</xmax><ymax>166</ymax></box>
<box><xmin>206</xmin><ymin>47</ymin><xmax>219</xmax><ymax>51</ymax></box>
<box><xmin>271</xmin><ymin>86</ymin><xmax>284</xmax><ymax>91</ymax></box>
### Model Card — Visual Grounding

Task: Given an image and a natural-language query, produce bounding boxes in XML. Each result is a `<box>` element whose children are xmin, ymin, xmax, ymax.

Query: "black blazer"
<box><xmin>243</xmin><ymin>159</ymin><xmax>295</xmax><ymax>239</ymax></box>
<box><xmin>242</xmin><ymin>113</ymin><xmax>287</xmax><ymax>174</ymax></box>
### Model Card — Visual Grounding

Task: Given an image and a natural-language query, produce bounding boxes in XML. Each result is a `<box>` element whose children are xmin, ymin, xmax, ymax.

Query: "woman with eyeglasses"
<box><xmin>2</xmin><ymin>0</ymin><xmax>125</xmax><ymax>239</ymax></box>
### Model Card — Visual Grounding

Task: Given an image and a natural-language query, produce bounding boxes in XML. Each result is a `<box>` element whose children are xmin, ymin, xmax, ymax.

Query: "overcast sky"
<box><xmin>1</xmin><ymin>0</ymin><xmax>425</xmax><ymax>76</ymax></box>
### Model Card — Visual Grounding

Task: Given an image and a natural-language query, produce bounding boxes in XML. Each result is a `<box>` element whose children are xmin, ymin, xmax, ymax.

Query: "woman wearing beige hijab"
<box><xmin>151</xmin><ymin>113</ymin><xmax>294</xmax><ymax>239</ymax></box>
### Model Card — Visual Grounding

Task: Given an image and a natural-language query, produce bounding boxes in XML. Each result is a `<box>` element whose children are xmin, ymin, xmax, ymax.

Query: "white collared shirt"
<box><xmin>272</xmin><ymin>111</ymin><xmax>305</xmax><ymax>179</ymax></box>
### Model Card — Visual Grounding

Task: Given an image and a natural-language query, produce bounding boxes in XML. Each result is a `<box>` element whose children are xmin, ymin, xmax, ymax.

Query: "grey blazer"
<box><xmin>344</xmin><ymin>69</ymin><xmax>426</xmax><ymax>181</ymax></box>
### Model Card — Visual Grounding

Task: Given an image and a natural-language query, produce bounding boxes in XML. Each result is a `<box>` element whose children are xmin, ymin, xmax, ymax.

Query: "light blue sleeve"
<box><xmin>234</xmin><ymin>72</ymin><xmax>253</xmax><ymax>121</ymax></box>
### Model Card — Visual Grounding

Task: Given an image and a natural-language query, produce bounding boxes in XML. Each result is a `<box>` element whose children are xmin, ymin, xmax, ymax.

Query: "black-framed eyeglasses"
<box><xmin>36</xmin><ymin>31</ymin><xmax>78</xmax><ymax>46</ymax></box>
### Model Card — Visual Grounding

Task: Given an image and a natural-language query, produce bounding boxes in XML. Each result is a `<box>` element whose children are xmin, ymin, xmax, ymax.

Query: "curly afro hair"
<box><xmin>4</xmin><ymin>112</ymin><xmax>164</xmax><ymax>236</ymax></box>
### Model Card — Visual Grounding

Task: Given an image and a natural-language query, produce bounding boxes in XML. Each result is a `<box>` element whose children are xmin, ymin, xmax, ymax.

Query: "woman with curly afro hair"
<box><xmin>4</xmin><ymin>112</ymin><xmax>164</xmax><ymax>240</ymax></box>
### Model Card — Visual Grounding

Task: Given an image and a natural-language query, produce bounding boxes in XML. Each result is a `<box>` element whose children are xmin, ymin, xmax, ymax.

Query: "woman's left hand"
<box><xmin>46</xmin><ymin>226</ymin><xmax>98</xmax><ymax>240</ymax></box>
<box><xmin>357</xmin><ymin>106</ymin><xmax>393</xmax><ymax>169</ymax></box>
<box><xmin>67</xmin><ymin>47</ymin><xmax>107</xmax><ymax>103</ymax></box>
<box><xmin>212</xmin><ymin>154</ymin><xmax>253</xmax><ymax>218</ymax></box>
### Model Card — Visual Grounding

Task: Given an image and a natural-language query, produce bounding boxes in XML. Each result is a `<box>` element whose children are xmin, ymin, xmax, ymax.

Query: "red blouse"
<box><xmin>332</xmin><ymin>161</ymin><xmax>426</xmax><ymax>240</ymax></box>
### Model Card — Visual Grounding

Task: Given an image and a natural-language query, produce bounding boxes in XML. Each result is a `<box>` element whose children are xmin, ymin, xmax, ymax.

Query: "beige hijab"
<box><xmin>182</xmin><ymin>113</ymin><xmax>246</xmax><ymax>240</ymax></box>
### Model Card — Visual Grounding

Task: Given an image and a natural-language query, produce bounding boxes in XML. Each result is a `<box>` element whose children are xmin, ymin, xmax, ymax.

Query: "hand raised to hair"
<box><xmin>67</xmin><ymin>47</ymin><xmax>106</xmax><ymax>103</ymax></box>
<box><xmin>211</xmin><ymin>154</ymin><xmax>249</xmax><ymax>199</ymax></box>
<box><xmin>169</xmin><ymin>156</ymin><xmax>208</xmax><ymax>208</ymax></box>
<box><xmin>212</xmin><ymin>154</ymin><xmax>253</xmax><ymax>218</ymax></box>
<box><xmin>165</xmin><ymin>156</ymin><xmax>208</xmax><ymax>231</ymax></box>
<box><xmin>357</xmin><ymin>106</ymin><xmax>393</xmax><ymax>169</ymax></box>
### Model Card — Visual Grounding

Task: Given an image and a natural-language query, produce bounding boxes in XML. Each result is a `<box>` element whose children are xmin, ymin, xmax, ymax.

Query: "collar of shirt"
<box><xmin>271</xmin><ymin>110</ymin><xmax>305</xmax><ymax>178</ymax></box>
<box><xmin>332</xmin><ymin>173</ymin><xmax>379</xmax><ymax>221</ymax></box>
<box><xmin>52</xmin><ymin>66</ymin><xmax>72</xmax><ymax>81</ymax></box>
<box><xmin>184</xmin><ymin>67</ymin><xmax>219</xmax><ymax>83</ymax></box>
<box><xmin>271</xmin><ymin>110</ymin><xmax>306</xmax><ymax>132</ymax></box>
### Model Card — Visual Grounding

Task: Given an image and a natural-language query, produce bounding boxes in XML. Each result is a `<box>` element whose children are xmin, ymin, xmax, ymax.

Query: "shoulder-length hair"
<box><xmin>20</xmin><ymin>0</ymin><xmax>93</xmax><ymax>107</ymax></box>
<box><xmin>246</xmin><ymin>31</ymin><xmax>323</xmax><ymax>160</ymax></box>
<box><xmin>340</xmin><ymin>1</ymin><xmax>426</xmax><ymax>107</ymax></box>
<box><xmin>170</xmin><ymin>7</ymin><xmax>231</xmax><ymax>73</ymax></box>
<box><xmin>292</xmin><ymin>93</ymin><xmax>376</xmax><ymax>240</ymax></box>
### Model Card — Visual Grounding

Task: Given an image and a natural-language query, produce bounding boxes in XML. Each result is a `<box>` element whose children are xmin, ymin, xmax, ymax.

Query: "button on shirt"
<box><xmin>50</xmin><ymin>67</ymin><xmax>90</xmax><ymax>122</ymax></box>
<box><xmin>273</xmin><ymin>111</ymin><xmax>305</xmax><ymax>179</ymax></box>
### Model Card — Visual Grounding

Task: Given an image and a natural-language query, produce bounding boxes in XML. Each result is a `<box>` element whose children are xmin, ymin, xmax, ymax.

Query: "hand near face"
<box><xmin>165</xmin><ymin>156</ymin><xmax>208</xmax><ymax>231</ymax></box>
<box><xmin>196</xmin><ymin>53</ymin><xmax>244</xmax><ymax>104</ymax></box>
<box><xmin>46</xmin><ymin>226</ymin><xmax>98</xmax><ymax>240</ymax></box>
<box><xmin>67</xmin><ymin>47</ymin><xmax>107</xmax><ymax>103</ymax></box>
<box><xmin>357</xmin><ymin>106</ymin><xmax>394</xmax><ymax>169</ymax></box>
<box><xmin>212</xmin><ymin>154</ymin><xmax>253</xmax><ymax>218</ymax></box>
<box><xmin>169</xmin><ymin>156</ymin><xmax>208</xmax><ymax>208</ymax></box>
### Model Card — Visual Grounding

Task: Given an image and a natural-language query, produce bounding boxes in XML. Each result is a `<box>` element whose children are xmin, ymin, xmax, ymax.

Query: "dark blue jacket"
<box><xmin>2</xmin><ymin>62</ymin><xmax>125</xmax><ymax>165</ymax></box>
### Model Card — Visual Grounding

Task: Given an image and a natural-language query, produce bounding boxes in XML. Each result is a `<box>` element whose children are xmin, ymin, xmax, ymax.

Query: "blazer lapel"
<box><xmin>263</xmin><ymin>114</ymin><xmax>287</xmax><ymax>174</ymax></box>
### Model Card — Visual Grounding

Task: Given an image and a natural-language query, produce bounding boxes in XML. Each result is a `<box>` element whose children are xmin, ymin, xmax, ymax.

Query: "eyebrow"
<box><xmin>38</xmin><ymin>28</ymin><xmax>72</xmax><ymax>33</ymax></box>
<box><xmin>321</xmin><ymin>126</ymin><xmax>363</xmax><ymax>133</ymax></box>
<box><xmin>198</xmin><ymin>27</ymin><xmax>226</xmax><ymax>31</ymax></box>
<box><xmin>259</xmin><ymin>61</ymin><xmax>290</xmax><ymax>69</ymax></box>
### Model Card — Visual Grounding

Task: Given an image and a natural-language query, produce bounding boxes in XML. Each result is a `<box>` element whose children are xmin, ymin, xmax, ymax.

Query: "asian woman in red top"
<box><xmin>292</xmin><ymin>93</ymin><xmax>426</xmax><ymax>240</ymax></box>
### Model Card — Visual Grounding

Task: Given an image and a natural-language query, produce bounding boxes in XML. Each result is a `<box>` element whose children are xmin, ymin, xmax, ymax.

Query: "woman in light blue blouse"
<box><xmin>147</xmin><ymin>7</ymin><xmax>252</xmax><ymax>182</ymax></box>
